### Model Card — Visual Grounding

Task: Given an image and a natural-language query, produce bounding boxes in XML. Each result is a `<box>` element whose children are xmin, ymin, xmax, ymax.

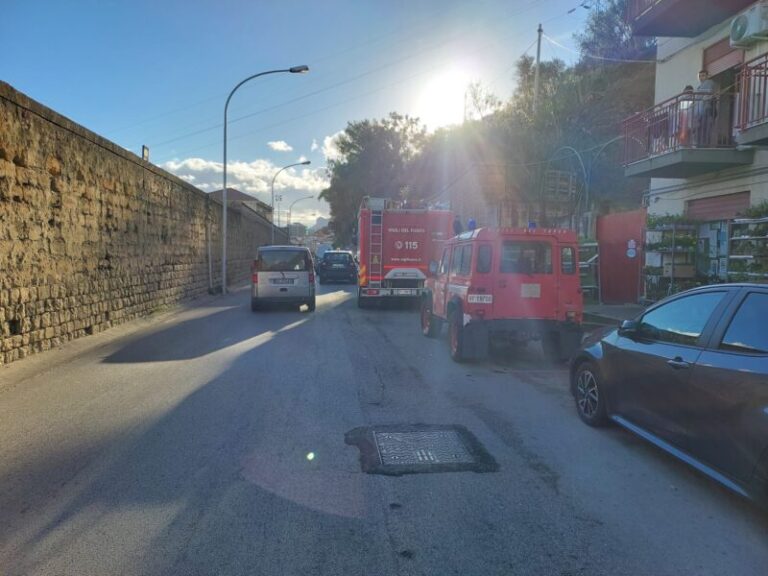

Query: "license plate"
<box><xmin>271</xmin><ymin>278</ymin><xmax>295</xmax><ymax>285</ymax></box>
<box><xmin>395</xmin><ymin>289</ymin><xmax>415</xmax><ymax>295</ymax></box>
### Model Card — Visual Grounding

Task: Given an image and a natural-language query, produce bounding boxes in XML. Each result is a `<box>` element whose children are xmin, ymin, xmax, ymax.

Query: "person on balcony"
<box><xmin>694</xmin><ymin>69</ymin><xmax>718</xmax><ymax>146</ymax></box>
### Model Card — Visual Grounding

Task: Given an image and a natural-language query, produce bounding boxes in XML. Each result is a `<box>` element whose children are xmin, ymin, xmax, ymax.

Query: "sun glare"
<box><xmin>414</xmin><ymin>67</ymin><xmax>471</xmax><ymax>131</ymax></box>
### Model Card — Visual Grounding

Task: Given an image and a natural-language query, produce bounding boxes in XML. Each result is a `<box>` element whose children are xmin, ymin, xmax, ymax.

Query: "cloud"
<box><xmin>310</xmin><ymin>139</ymin><xmax>319</xmax><ymax>152</ymax></box>
<box><xmin>268</xmin><ymin>140</ymin><xmax>293</xmax><ymax>152</ymax></box>
<box><xmin>161</xmin><ymin>156</ymin><xmax>330</xmax><ymax>206</ymax></box>
<box><xmin>322</xmin><ymin>131</ymin><xmax>344</xmax><ymax>163</ymax></box>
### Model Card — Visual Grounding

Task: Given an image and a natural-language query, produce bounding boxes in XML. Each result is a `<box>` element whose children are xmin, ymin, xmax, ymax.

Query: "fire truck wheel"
<box><xmin>420</xmin><ymin>298</ymin><xmax>442</xmax><ymax>338</ymax></box>
<box><xmin>357</xmin><ymin>289</ymin><xmax>368</xmax><ymax>309</ymax></box>
<box><xmin>448</xmin><ymin>309</ymin><xmax>466</xmax><ymax>363</ymax></box>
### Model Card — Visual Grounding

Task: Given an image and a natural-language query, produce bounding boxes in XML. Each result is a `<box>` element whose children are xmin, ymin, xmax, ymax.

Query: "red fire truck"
<box><xmin>357</xmin><ymin>197</ymin><xmax>454</xmax><ymax>307</ymax></box>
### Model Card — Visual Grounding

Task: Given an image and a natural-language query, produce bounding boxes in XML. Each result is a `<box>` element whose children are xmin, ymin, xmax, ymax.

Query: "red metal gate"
<box><xmin>597</xmin><ymin>209</ymin><xmax>646</xmax><ymax>304</ymax></box>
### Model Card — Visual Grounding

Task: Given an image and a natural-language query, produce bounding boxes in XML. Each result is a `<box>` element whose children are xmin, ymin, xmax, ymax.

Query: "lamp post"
<box><xmin>287</xmin><ymin>195</ymin><xmax>314</xmax><ymax>242</ymax></box>
<box><xmin>221</xmin><ymin>65</ymin><xmax>308</xmax><ymax>294</ymax></box>
<box><xmin>270</xmin><ymin>160</ymin><xmax>311</xmax><ymax>244</ymax></box>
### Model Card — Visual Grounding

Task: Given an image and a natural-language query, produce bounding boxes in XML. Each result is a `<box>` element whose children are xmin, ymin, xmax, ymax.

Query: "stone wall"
<box><xmin>0</xmin><ymin>81</ymin><xmax>286</xmax><ymax>365</ymax></box>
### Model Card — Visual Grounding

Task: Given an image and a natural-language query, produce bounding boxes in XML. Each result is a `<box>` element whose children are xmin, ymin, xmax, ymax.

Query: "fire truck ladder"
<box><xmin>368</xmin><ymin>199</ymin><xmax>385</xmax><ymax>288</ymax></box>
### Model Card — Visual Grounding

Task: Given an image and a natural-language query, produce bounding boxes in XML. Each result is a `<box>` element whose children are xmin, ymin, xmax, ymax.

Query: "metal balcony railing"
<box><xmin>623</xmin><ymin>90</ymin><xmax>734</xmax><ymax>166</ymax></box>
<box><xmin>738</xmin><ymin>52</ymin><xmax>768</xmax><ymax>131</ymax></box>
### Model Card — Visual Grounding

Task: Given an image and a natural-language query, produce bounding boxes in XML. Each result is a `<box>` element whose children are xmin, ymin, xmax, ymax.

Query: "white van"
<box><xmin>251</xmin><ymin>246</ymin><xmax>316</xmax><ymax>312</ymax></box>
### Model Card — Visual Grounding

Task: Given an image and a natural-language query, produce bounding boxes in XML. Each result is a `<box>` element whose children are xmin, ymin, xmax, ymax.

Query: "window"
<box><xmin>500</xmin><ymin>241</ymin><xmax>552</xmax><ymax>274</ymax></box>
<box><xmin>450</xmin><ymin>244</ymin><xmax>472</xmax><ymax>276</ymax></box>
<box><xmin>450</xmin><ymin>245</ymin><xmax>463</xmax><ymax>275</ymax></box>
<box><xmin>561</xmin><ymin>247</ymin><xmax>575</xmax><ymax>274</ymax></box>
<box><xmin>459</xmin><ymin>245</ymin><xmax>472</xmax><ymax>276</ymax></box>
<box><xmin>258</xmin><ymin>250</ymin><xmax>309</xmax><ymax>271</ymax></box>
<box><xmin>720</xmin><ymin>293</ymin><xmax>768</xmax><ymax>354</ymax></box>
<box><xmin>439</xmin><ymin>248</ymin><xmax>450</xmax><ymax>276</ymax></box>
<box><xmin>638</xmin><ymin>292</ymin><xmax>725</xmax><ymax>346</ymax></box>
<box><xmin>477</xmin><ymin>245</ymin><xmax>492</xmax><ymax>273</ymax></box>
<box><xmin>323</xmin><ymin>252</ymin><xmax>352</xmax><ymax>264</ymax></box>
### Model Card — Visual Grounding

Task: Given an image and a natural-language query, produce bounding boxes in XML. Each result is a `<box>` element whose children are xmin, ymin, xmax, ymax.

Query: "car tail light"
<box><xmin>366</xmin><ymin>289</ymin><xmax>379</xmax><ymax>296</ymax></box>
<box><xmin>309</xmin><ymin>271</ymin><xmax>315</xmax><ymax>284</ymax></box>
<box><xmin>252</xmin><ymin>273</ymin><xmax>258</xmax><ymax>284</ymax></box>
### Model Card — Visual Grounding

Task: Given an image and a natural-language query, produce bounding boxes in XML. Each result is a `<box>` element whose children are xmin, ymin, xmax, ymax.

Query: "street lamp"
<box><xmin>221</xmin><ymin>64</ymin><xmax>309</xmax><ymax>294</ymax></box>
<box><xmin>270</xmin><ymin>160</ymin><xmax>311</xmax><ymax>244</ymax></box>
<box><xmin>287</xmin><ymin>195</ymin><xmax>314</xmax><ymax>242</ymax></box>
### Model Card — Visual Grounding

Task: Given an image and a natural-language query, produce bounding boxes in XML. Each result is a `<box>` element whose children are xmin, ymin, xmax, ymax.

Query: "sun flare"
<box><xmin>414</xmin><ymin>66</ymin><xmax>471</xmax><ymax>130</ymax></box>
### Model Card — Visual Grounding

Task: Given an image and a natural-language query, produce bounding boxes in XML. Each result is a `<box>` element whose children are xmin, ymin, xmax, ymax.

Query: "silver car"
<box><xmin>251</xmin><ymin>246</ymin><xmax>315</xmax><ymax>312</ymax></box>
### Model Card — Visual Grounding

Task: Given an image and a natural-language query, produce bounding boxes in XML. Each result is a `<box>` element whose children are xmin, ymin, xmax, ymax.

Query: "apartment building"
<box><xmin>624</xmin><ymin>0</ymin><xmax>768</xmax><ymax>293</ymax></box>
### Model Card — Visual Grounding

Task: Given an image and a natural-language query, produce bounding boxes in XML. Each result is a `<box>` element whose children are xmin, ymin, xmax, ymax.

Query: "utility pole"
<box><xmin>533</xmin><ymin>24</ymin><xmax>543</xmax><ymax>116</ymax></box>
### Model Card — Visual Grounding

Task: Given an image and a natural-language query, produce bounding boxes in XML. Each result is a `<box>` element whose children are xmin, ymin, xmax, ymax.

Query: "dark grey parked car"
<box><xmin>571</xmin><ymin>284</ymin><xmax>768</xmax><ymax>506</ymax></box>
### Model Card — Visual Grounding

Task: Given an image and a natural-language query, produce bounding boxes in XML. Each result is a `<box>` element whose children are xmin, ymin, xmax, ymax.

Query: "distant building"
<box><xmin>288</xmin><ymin>222</ymin><xmax>308</xmax><ymax>239</ymax></box>
<box><xmin>309</xmin><ymin>216</ymin><xmax>330</xmax><ymax>233</ymax></box>
<box><xmin>209</xmin><ymin>188</ymin><xmax>274</xmax><ymax>221</ymax></box>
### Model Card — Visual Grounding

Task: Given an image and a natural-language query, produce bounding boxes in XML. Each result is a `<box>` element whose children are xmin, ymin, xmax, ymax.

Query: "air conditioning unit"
<box><xmin>730</xmin><ymin>1</ymin><xmax>768</xmax><ymax>48</ymax></box>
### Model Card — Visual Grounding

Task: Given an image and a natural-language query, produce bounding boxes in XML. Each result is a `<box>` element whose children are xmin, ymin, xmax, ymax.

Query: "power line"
<box><xmin>543</xmin><ymin>33</ymin><xmax>659</xmax><ymax>64</ymax></box>
<box><xmin>153</xmin><ymin>8</ymin><xmax>558</xmax><ymax>161</ymax></box>
<box><xmin>121</xmin><ymin>0</ymin><xmax>555</xmax><ymax>151</ymax></box>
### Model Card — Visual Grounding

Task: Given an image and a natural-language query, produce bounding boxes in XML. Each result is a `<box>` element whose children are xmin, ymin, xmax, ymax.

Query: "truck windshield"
<box><xmin>258</xmin><ymin>251</ymin><xmax>308</xmax><ymax>272</ymax></box>
<box><xmin>500</xmin><ymin>241</ymin><xmax>552</xmax><ymax>274</ymax></box>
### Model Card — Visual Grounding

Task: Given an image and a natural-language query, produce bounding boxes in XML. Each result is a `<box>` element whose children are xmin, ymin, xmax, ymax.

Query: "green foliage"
<box><xmin>741</xmin><ymin>201</ymin><xmax>768</xmax><ymax>219</ymax></box>
<box><xmin>575</xmin><ymin>0</ymin><xmax>656</xmax><ymax>67</ymax></box>
<box><xmin>646</xmin><ymin>213</ymin><xmax>695</xmax><ymax>229</ymax></box>
<box><xmin>319</xmin><ymin>113</ymin><xmax>427</xmax><ymax>245</ymax></box>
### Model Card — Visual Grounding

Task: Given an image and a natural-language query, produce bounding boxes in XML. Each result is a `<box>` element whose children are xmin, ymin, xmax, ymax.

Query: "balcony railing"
<box><xmin>624</xmin><ymin>91</ymin><xmax>734</xmax><ymax>166</ymax></box>
<box><xmin>738</xmin><ymin>52</ymin><xmax>768</xmax><ymax>132</ymax></box>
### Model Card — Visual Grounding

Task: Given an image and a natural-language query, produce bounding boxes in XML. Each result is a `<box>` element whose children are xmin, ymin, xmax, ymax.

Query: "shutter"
<box><xmin>703</xmin><ymin>38</ymin><xmax>744</xmax><ymax>77</ymax></box>
<box><xmin>685</xmin><ymin>191</ymin><xmax>751</xmax><ymax>221</ymax></box>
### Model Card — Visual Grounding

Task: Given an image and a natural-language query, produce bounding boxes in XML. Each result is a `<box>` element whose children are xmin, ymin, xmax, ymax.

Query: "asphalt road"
<box><xmin>0</xmin><ymin>284</ymin><xmax>766</xmax><ymax>576</ymax></box>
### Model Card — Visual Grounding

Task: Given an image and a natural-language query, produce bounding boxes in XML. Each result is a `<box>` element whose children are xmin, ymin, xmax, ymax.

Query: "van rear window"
<box><xmin>258</xmin><ymin>251</ymin><xmax>308</xmax><ymax>271</ymax></box>
<box><xmin>500</xmin><ymin>241</ymin><xmax>552</xmax><ymax>274</ymax></box>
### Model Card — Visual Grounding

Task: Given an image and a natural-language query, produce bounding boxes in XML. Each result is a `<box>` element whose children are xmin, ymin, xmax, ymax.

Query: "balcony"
<box><xmin>623</xmin><ymin>91</ymin><xmax>754</xmax><ymax>178</ymax></box>
<box><xmin>628</xmin><ymin>0</ymin><xmax>754</xmax><ymax>37</ymax></box>
<box><xmin>737</xmin><ymin>52</ymin><xmax>768</xmax><ymax>145</ymax></box>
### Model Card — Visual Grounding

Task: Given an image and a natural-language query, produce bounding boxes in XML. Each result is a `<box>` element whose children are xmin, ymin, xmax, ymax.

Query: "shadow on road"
<box><xmin>103</xmin><ymin>300</ymin><xmax>313</xmax><ymax>364</ymax></box>
<box><xmin>5</xmin><ymin>292</ymin><xmax>388</xmax><ymax>575</ymax></box>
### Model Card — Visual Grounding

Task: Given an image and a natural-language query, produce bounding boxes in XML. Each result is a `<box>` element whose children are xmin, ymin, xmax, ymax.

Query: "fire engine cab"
<box><xmin>421</xmin><ymin>227</ymin><xmax>583</xmax><ymax>362</ymax></box>
<box><xmin>357</xmin><ymin>197</ymin><xmax>453</xmax><ymax>307</ymax></box>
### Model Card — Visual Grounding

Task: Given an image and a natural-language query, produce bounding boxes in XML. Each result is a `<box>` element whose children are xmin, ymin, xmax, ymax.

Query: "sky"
<box><xmin>1</xmin><ymin>0</ymin><xmax>590</xmax><ymax>226</ymax></box>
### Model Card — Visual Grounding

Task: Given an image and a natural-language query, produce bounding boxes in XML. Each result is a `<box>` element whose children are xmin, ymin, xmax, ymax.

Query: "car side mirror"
<box><xmin>618</xmin><ymin>319</ymin><xmax>639</xmax><ymax>338</ymax></box>
<box><xmin>428</xmin><ymin>260</ymin><xmax>438</xmax><ymax>276</ymax></box>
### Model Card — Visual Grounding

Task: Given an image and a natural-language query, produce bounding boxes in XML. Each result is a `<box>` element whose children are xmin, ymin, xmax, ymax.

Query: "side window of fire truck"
<box><xmin>450</xmin><ymin>245</ymin><xmax>463</xmax><ymax>276</ymax></box>
<box><xmin>477</xmin><ymin>245</ymin><xmax>492</xmax><ymax>273</ymax></box>
<box><xmin>439</xmin><ymin>248</ymin><xmax>450</xmax><ymax>276</ymax></box>
<box><xmin>561</xmin><ymin>246</ymin><xmax>576</xmax><ymax>274</ymax></box>
<box><xmin>459</xmin><ymin>244</ymin><xmax>472</xmax><ymax>276</ymax></box>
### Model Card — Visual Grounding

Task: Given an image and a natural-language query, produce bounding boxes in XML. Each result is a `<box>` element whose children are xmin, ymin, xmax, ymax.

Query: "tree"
<box><xmin>575</xmin><ymin>0</ymin><xmax>656</xmax><ymax>67</ymax></box>
<box><xmin>465</xmin><ymin>82</ymin><xmax>502</xmax><ymax>121</ymax></box>
<box><xmin>318</xmin><ymin>113</ymin><xmax>427</xmax><ymax>246</ymax></box>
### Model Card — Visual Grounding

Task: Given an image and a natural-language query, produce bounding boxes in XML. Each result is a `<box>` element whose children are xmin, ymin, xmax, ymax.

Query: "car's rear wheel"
<box><xmin>448</xmin><ymin>309</ymin><xmax>466</xmax><ymax>363</ymax></box>
<box><xmin>251</xmin><ymin>298</ymin><xmax>260</xmax><ymax>312</ymax></box>
<box><xmin>420</xmin><ymin>298</ymin><xmax>441</xmax><ymax>338</ymax></box>
<box><xmin>307</xmin><ymin>297</ymin><xmax>316</xmax><ymax>312</ymax></box>
<box><xmin>574</xmin><ymin>362</ymin><xmax>608</xmax><ymax>427</ymax></box>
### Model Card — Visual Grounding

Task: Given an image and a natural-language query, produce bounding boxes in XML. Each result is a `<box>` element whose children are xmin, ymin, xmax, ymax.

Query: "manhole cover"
<box><xmin>345</xmin><ymin>424</ymin><xmax>498</xmax><ymax>475</ymax></box>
